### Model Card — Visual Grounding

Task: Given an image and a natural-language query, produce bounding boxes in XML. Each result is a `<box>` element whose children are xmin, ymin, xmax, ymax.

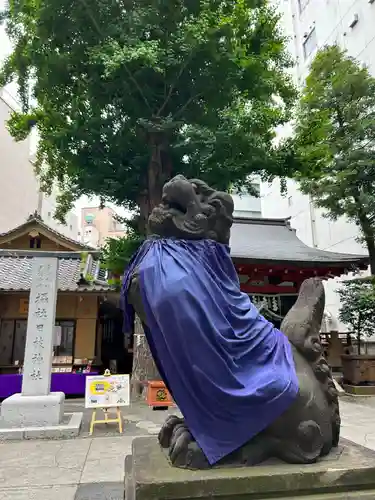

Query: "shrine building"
<box><xmin>0</xmin><ymin>213</ymin><xmax>118</xmax><ymax>399</ymax></box>
<box><xmin>230</xmin><ymin>217</ymin><xmax>369</xmax><ymax>329</ymax></box>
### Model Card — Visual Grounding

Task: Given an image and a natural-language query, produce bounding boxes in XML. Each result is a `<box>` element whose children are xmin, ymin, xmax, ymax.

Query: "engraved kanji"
<box><xmin>36</xmin><ymin>264</ymin><xmax>52</xmax><ymax>289</ymax></box>
<box><xmin>32</xmin><ymin>353</ymin><xmax>44</xmax><ymax>364</ymax></box>
<box><xmin>37</xmin><ymin>264</ymin><xmax>51</xmax><ymax>280</ymax></box>
<box><xmin>34</xmin><ymin>308</ymin><xmax>47</xmax><ymax>319</ymax></box>
<box><xmin>33</xmin><ymin>336</ymin><xmax>44</xmax><ymax>348</ymax></box>
<box><xmin>30</xmin><ymin>368</ymin><xmax>42</xmax><ymax>380</ymax></box>
<box><xmin>35</xmin><ymin>292</ymin><xmax>49</xmax><ymax>304</ymax></box>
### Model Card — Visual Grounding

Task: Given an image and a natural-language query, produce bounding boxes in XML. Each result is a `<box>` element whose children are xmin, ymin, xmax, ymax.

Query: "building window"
<box><xmin>298</xmin><ymin>0</ymin><xmax>310</xmax><ymax>13</ymax></box>
<box><xmin>303</xmin><ymin>28</ymin><xmax>317</xmax><ymax>59</ymax></box>
<box><xmin>55</xmin><ymin>320</ymin><xmax>75</xmax><ymax>356</ymax></box>
<box><xmin>349</xmin><ymin>13</ymin><xmax>359</xmax><ymax>29</ymax></box>
<box><xmin>29</xmin><ymin>237</ymin><xmax>42</xmax><ymax>249</ymax></box>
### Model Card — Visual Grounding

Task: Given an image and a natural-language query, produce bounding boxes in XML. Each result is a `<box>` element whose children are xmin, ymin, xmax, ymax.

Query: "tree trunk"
<box><xmin>131</xmin><ymin>133</ymin><xmax>172</xmax><ymax>398</ymax></box>
<box><xmin>137</xmin><ymin>191</ymin><xmax>149</xmax><ymax>237</ymax></box>
<box><xmin>357</xmin><ymin>318</ymin><xmax>361</xmax><ymax>356</ymax></box>
<box><xmin>365</xmin><ymin>236</ymin><xmax>375</xmax><ymax>276</ymax></box>
<box><xmin>131</xmin><ymin>315</ymin><xmax>161</xmax><ymax>401</ymax></box>
<box><xmin>138</xmin><ymin>131</ymin><xmax>173</xmax><ymax>236</ymax></box>
<box><xmin>355</xmin><ymin>198</ymin><xmax>375</xmax><ymax>275</ymax></box>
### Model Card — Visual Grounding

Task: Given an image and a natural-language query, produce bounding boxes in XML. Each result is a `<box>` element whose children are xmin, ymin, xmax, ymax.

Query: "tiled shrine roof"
<box><xmin>0</xmin><ymin>213</ymin><xmax>94</xmax><ymax>251</ymax></box>
<box><xmin>0</xmin><ymin>250</ymin><xmax>113</xmax><ymax>292</ymax></box>
<box><xmin>230</xmin><ymin>217</ymin><xmax>369</xmax><ymax>268</ymax></box>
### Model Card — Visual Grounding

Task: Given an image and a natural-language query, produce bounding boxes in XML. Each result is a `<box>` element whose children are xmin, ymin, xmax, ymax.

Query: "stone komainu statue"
<box><xmin>121</xmin><ymin>175</ymin><xmax>340</xmax><ymax>470</ymax></box>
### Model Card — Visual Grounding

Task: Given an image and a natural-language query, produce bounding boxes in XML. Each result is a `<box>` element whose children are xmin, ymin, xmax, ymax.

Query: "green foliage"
<box><xmin>101</xmin><ymin>230</ymin><xmax>144</xmax><ymax>277</ymax></box>
<box><xmin>1</xmin><ymin>0</ymin><xmax>299</xmax><ymax>231</ymax></box>
<box><xmin>338</xmin><ymin>277</ymin><xmax>375</xmax><ymax>354</ymax></box>
<box><xmin>290</xmin><ymin>45</ymin><xmax>375</xmax><ymax>271</ymax></box>
<box><xmin>79</xmin><ymin>251</ymin><xmax>89</xmax><ymax>272</ymax></box>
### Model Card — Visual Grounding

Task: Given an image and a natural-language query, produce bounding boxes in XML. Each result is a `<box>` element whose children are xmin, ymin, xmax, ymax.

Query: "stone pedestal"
<box><xmin>125</xmin><ymin>437</ymin><xmax>375</xmax><ymax>500</ymax></box>
<box><xmin>1</xmin><ymin>392</ymin><xmax>65</xmax><ymax>427</ymax></box>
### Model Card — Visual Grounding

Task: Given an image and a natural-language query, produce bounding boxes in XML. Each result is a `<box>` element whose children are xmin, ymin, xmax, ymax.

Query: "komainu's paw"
<box><xmin>169</xmin><ymin>422</ymin><xmax>210</xmax><ymax>469</ymax></box>
<box><xmin>158</xmin><ymin>415</ymin><xmax>184</xmax><ymax>448</ymax></box>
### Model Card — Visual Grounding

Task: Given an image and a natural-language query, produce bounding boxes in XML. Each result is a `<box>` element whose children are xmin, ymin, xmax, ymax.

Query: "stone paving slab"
<box><xmin>0</xmin><ymin>485</ymin><xmax>77</xmax><ymax>500</ymax></box>
<box><xmin>340</xmin><ymin>400</ymin><xmax>375</xmax><ymax>450</ymax></box>
<box><xmin>3</xmin><ymin>437</ymin><xmax>91</xmax><ymax>469</ymax></box>
<box><xmin>0</xmin><ymin>439</ymin><xmax>90</xmax><ymax>488</ymax></box>
<box><xmin>75</xmin><ymin>481</ymin><xmax>124</xmax><ymax>499</ymax></box>
<box><xmin>81</xmin><ymin>436</ymin><xmax>133</xmax><ymax>484</ymax></box>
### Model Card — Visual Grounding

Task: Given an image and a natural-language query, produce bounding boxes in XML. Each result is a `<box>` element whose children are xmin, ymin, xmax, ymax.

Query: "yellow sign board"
<box><xmin>85</xmin><ymin>374</ymin><xmax>130</xmax><ymax>408</ymax></box>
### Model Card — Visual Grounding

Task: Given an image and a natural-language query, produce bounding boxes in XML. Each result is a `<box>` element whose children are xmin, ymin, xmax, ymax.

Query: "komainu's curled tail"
<box><xmin>281</xmin><ymin>278</ymin><xmax>340</xmax><ymax>449</ymax></box>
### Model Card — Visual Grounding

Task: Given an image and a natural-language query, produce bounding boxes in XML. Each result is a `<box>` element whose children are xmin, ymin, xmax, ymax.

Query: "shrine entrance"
<box><xmin>98</xmin><ymin>300</ymin><xmax>133</xmax><ymax>375</ymax></box>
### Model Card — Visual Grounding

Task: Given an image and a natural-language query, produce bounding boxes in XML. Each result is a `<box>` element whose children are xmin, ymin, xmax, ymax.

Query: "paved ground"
<box><xmin>0</xmin><ymin>399</ymin><xmax>179</xmax><ymax>499</ymax></box>
<box><xmin>0</xmin><ymin>398</ymin><xmax>374</xmax><ymax>499</ymax></box>
<box><xmin>64</xmin><ymin>398</ymin><xmax>179</xmax><ymax>437</ymax></box>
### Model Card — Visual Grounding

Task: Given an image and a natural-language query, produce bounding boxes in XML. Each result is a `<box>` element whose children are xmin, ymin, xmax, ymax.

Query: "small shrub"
<box><xmin>338</xmin><ymin>277</ymin><xmax>375</xmax><ymax>354</ymax></box>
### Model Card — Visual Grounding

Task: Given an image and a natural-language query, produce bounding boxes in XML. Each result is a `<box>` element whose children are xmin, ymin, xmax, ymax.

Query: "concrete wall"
<box><xmin>41</xmin><ymin>186</ymin><xmax>79</xmax><ymax>241</ymax></box>
<box><xmin>0</xmin><ymin>96</ymin><xmax>39</xmax><ymax>233</ymax></box>
<box><xmin>232</xmin><ymin>192</ymin><xmax>262</xmax><ymax>219</ymax></box>
<box><xmin>0</xmin><ymin>92</ymin><xmax>80</xmax><ymax>241</ymax></box>
<box><xmin>289</xmin><ymin>0</ymin><xmax>375</xmax><ymax>82</ymax></box>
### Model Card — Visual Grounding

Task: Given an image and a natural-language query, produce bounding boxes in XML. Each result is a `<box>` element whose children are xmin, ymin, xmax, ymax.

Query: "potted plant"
<box><xmin>338</xmin><ymin>277</ymin><xmax>375</xmax><ymax>385</ymax></box>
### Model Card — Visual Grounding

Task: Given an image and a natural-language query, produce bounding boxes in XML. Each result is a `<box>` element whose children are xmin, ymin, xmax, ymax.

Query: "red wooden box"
<box><xmin>147</xmin><ymin>380</ymin><xmax>174</xmax><ymax>407</ymax></box>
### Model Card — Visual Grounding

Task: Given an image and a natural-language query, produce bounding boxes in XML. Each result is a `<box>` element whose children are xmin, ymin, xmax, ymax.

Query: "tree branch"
<box><xmin>173</xmin><ymin>93</ymin><xmax>201</xmax><ymax>119</ymax></box>
<box><xmin>78</xmin><ymin>0</ymin><xmax>152</xmax><ymax>112</ymax></box>
<box><xmin>156</xmin><ymin>51</ymin><xmax>196</xmax><ymax>117</ymax></box>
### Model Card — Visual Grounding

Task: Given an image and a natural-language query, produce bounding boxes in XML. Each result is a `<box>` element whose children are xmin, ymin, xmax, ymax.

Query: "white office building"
<box><xmin>0</xmin><ymin>88</ymin><xmax>79</xmax><ymax>240</ymax></box>
<box><xmin>261</xmin><ymin>0</ymin><xmax>375</xmax><ymax>331</ymax></box>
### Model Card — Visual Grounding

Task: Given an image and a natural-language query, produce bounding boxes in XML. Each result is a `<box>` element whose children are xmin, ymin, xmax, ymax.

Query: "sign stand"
<box><xmin>89</xmin><ymin>406</ymin><xmax>123</xmax><ymax>435</ymax></box>
<box><xmin>89</xmin><ymin>370</ymin><xmax>124</xmax><ymax>435</ymax></box>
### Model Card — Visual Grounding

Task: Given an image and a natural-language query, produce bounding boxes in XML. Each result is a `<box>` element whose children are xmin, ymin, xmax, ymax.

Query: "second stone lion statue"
<box><xmin>121</xmin><ymin>175</ymin><xmax>340</xmax><ymax>470</ymax></box>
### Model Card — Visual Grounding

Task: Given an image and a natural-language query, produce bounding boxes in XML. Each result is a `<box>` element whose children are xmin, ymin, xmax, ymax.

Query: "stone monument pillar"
<box><xmin>1</xmin><ymin>257</ymin><xmax>65</xmax><ymax>427</ymax></box>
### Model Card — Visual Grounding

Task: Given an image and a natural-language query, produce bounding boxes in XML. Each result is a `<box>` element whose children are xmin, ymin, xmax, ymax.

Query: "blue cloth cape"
<box><xmin>121</xmin><ymin>238</ymin><xmax>299</xmax><ymax>465</ymax></box>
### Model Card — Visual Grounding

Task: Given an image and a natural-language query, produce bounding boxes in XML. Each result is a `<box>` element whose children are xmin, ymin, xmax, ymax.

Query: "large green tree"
<box><xmin>290</xmin><ymin>45</ymin><xmax>375</xmax><ymax>272</ymax></box>
<box><xmin>1</xmin><ymin>0</ymin><xmax>297</xmax><ymax>233</ymax></box>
